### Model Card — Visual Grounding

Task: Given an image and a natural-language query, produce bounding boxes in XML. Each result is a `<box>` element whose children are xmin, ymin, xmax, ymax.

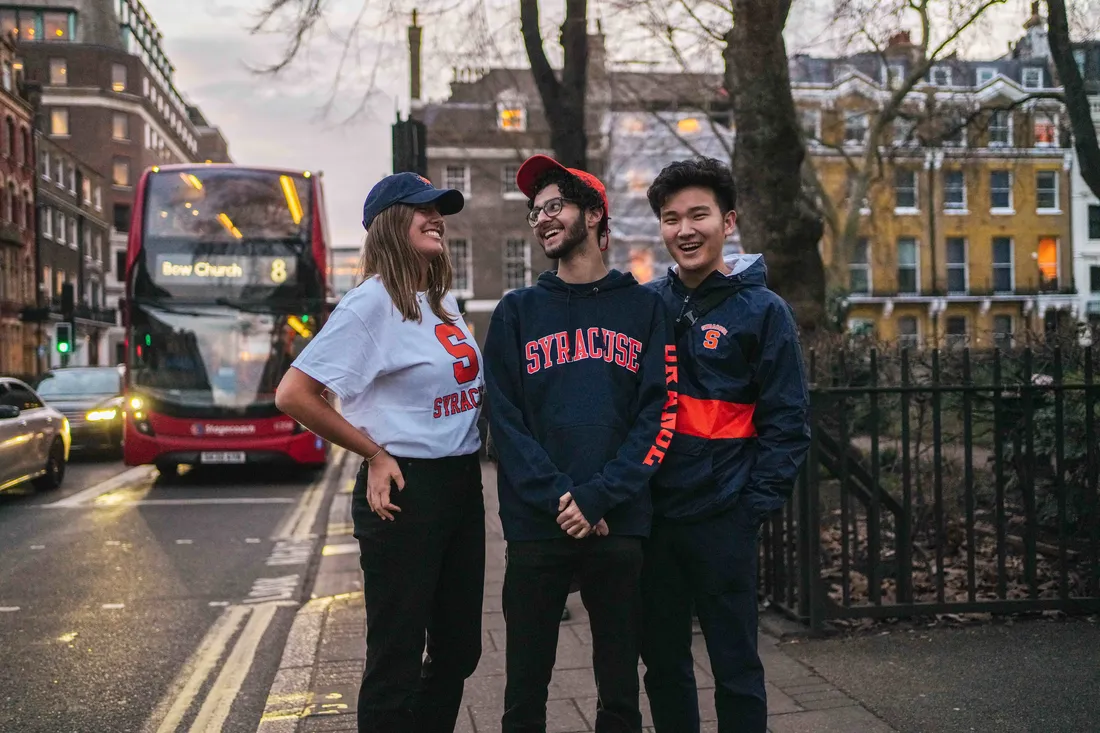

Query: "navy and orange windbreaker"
<box><xmin>646</xmin><ymin>254</ymin><xmax>810</xmax><ymax>523</ymax></box>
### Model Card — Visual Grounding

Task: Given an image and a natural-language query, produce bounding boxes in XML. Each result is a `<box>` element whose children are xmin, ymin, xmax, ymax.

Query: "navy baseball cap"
<box><xmin>361</xmin><ymin>172</ymin><xmax>465</xmax><ymax>229</ymax></box>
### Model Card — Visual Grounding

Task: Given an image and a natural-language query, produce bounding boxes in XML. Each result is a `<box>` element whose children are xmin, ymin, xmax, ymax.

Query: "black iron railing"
<box><xmin>761</xmin><ymin>344</ymin><xmax>1100</xmax><ymax>629</ymax></box>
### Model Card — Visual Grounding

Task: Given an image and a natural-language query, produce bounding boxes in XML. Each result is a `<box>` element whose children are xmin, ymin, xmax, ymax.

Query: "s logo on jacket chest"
<box><xmin>700</xmin><ymin>323</ymin><xmax>729</xmax><ymax>351</ymax></box>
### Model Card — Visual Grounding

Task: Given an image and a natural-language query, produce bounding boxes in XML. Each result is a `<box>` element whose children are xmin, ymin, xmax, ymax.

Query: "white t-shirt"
<box><xmin>291</xmin><ymin>276</ymin><xmax>483</xmax><ymax>459</ymax></box>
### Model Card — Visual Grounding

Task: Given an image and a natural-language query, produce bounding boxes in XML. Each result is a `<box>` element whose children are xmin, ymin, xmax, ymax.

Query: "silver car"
<box><xmin>0</xmin><ymin>378</ymin><xmax>71</xmax><ymax>493</ymax></box>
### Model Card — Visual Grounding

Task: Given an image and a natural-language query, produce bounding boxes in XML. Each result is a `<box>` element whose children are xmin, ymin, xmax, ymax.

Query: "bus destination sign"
<box><xmin>153</xmin><ymin>254</ymin><xmax>297</xmax><ymax>286</ymax></box>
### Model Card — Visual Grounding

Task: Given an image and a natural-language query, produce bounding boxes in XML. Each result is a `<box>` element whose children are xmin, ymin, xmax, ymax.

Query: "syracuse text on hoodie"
<box><xmin>484</xmin><ymin>269</ymin><xmax>677</xmax><ymax>541</ymax></box>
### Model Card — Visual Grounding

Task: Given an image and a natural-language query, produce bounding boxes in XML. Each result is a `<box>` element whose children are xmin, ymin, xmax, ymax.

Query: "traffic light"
<box><xmin>55</xmin><ymin>322</ymin><xmax>73</xmax><ymax>354</ymax></box>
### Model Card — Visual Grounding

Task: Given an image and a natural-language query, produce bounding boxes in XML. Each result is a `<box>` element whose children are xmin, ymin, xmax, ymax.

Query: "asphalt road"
<box><xmin>0</xmin><ymin>449</ymin><xmax>350</xmax><ymax>733</ymax></box>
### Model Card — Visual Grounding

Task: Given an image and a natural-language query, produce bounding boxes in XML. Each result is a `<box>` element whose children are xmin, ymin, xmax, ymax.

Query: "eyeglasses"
<box><xmin>526</xmin><ymin>197</ymin><xmax>573</xmax><ymax>228</ymax></box>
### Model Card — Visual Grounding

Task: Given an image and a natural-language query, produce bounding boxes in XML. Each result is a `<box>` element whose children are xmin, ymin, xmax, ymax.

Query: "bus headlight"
<box><xmin>129</xmin><ymin>396</ymin><xmax>144</xmax><ymax>411</ymax></box>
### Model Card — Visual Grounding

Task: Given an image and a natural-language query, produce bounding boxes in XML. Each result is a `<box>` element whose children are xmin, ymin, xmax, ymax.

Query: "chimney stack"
<box><xmin>408</xmin><ymin>9</ymin><xmax>422</xmax><ymax>103</ymax></box>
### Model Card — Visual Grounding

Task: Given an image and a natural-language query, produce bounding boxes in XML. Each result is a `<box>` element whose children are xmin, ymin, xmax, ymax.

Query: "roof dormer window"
<box><xmin>497</xmin><ymin>90</ymin><xmax>527</xmax><ymax>132</ymax></box>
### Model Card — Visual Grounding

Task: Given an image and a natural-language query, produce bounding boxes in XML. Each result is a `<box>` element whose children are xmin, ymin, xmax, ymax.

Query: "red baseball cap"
<box><xmin>515</xmin><ymin>154</ymin><xmax>610</xmax><ymax>218</ymax></box>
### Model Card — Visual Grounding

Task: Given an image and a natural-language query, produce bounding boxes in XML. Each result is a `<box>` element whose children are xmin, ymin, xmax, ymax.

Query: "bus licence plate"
<box><xmin>201</xmin><ymin>451</ymin><xmax>246</xmax><ymax>464</ymax></box>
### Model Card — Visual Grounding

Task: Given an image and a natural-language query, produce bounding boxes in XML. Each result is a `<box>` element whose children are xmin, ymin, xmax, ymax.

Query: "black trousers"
<box><xmin>502</xmin><ymin>535</ymin><xmax>644</xmax><ymax>733</ymax></box>
<box><xmin>352</xmin><ymin>453</ymin><xmax>486</xmax><ymax>733</ymax></box>
<box><xmin>640</xmin><ymin>501</ymin><xmax>767</xmax><ymax>733</ymax></box>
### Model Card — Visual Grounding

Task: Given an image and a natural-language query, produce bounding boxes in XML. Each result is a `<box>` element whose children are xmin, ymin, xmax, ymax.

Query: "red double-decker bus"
<box><xmin>121</xmin><ymin>164</ymin><xmax>331</xmax><ymax>473</ymax></box>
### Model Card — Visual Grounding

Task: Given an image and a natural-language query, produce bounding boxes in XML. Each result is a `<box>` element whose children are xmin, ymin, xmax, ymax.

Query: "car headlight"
<box><xmin>87</xmin><ymin>409</ymin><xmax>119</xmax><ymax>421</ymax></box>
<box><xmin>128</xmin><ymin>396</ymin><xmax>144</xmax><ymax>411</ymax></box>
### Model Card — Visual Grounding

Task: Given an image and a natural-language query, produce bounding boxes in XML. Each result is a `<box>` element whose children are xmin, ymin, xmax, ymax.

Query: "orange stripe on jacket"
<box><xmin>676</xmin><ymin>395</ymin><xmax>757</xmax><ymax>440</ymax></box>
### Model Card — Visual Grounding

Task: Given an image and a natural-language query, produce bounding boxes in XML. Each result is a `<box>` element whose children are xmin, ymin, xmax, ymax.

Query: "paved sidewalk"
<box><xmin>257</xmin><ymin>463</ymin><xmax>896</xmax><ymax>732</ymax></box>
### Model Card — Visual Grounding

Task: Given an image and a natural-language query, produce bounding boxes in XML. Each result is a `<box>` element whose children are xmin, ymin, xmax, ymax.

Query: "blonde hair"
<box><xmin>360</xmin><ymin>203</ymin><xmax>455</xmax><ymax>324</ymax></box>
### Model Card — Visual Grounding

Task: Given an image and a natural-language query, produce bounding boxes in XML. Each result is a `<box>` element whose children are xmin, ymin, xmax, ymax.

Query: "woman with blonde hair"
<box><xmin>276</xmin><ymin>172</ymin><xmax>485</xmax><ymax>732</ymax></box>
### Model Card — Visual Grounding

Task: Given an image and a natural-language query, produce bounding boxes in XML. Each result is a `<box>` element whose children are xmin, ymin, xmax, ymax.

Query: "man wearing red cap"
<box><xmin>484</xmin><ymin>155</ymin><xmax>677</xmax><ymax>732</ymax></box>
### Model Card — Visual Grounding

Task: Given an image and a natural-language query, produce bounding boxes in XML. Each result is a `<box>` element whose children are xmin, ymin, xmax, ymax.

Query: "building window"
<box><xmin>55</xmin><ymin>156</ymin><xmax>64</xmax><ymax>184</ymax></box>
<box><xmin>67</xmin><ymin>162</ymin><xmax>75</xmax><ymax>192</ymax></box>
<box><xmin>897</xmin><ymin>237</ymin><xmax>919</xmax><ymax>294</ymax></box>
<box><xmin>1</xmin><ymin>61</ymin><xmax>10</xmax><ymax>92</ymax></box>
<box><xmin>49</xmin><ymin>58</ymin><xmax>67</xmax><ymax>85</ymax></box>
<box><xmin>50</xmin><ymin>108</ymin><xmax>69</xmax><ymax>136</ymax></box>
<box><xmin>502</xmin><ymin>164</ymin><xmax>521</xmax><ymax>196</ymax></box>
<box><xmin>944</xmin><ymin>170</ymin><xmax>967</xmax><ymax>211</ymax></box>
<box><xmin>1033</xmin><ymin>112</ymin><xmax>1057</xmax><ymax>146</ymax></box>
<box><xmin>3</xmin><ymin>117</ymin><xmax>11</xmax><ymax>156</ymax></box>
<box><xmin>56</xmin><ymin>212</ymin><xmax>66</xmax><ymax>244</ymax></box>
<box><xmin>443</xmin><ymin>165</ymin><xmax>470</xmax><ymax>196</ymax></box>
<box><xmin>894</xmin><ymin>169</ymin><xmax>918</xmax><ymax>210</ymax></box>
<box><xmin>42</xmin><ymin>206</ymin><xmax>52</xmax><ymax>238</ymax></box>
<box><xmin>1090</xmin><ymin>205</ymin><xmax>1100</xmax><ymax>240</ymax></box>
<box><xmin>941</xmin><ymin>114</ymin><xmax>967</xmax><ymax>147</ymax></box>
<box><xmin>39</xmin><ymin>149</ymin><xmax>49</xmax><ymax>180</ymax></box>
<box><xmin>897</xmin><ymin>316</ymin><xmax>919</xmax><ymax>350</ymax></box>
<box><xmin>846</xmin><ymin>173</ymin><xmax>869</xmax><ymax>213</ymax></box>
<box><xmin>81</xmin><ymin>178</ymin><xmax>91</xmax><ymax>204</ymax></box>
<box><xmin>41</xmin><ymin>267</ymin><xmax>51</xmax><ymax>302</ymax></box>
<box><xmin>43</xmin><ymin>11</ymin><xmax>70</xmax><ymax>40</ymax></box>
<box><xmin>800</xmin><ymin>109</ymin><xmax>821</xmax><ymax>143</ymax></box>
<box><xmin>844</xmin><ymin>112</ymin><xmax>868</xmax><ymax>145</ymax></box>
<box><xmin>849</xmin><ymin>237</ymin><xmax>871</xmax><ymax>294</ymax></box>
<box><xmin>931</xmin><ymin>66</ymin><xmax>952</xmax><ymax>86</ymax></box>
<box><xmin>993</xmin><ymin>315</ymin><xmax>1013</xmax><ymax>350</ymax></box>
<box><xmin>886</xmin><ymin>63</ymin><xmax>905</xmax><ymax>89</ymax></box>
<box><xmin>976</xmin><ymin>67</ymin><xmax>997</xmax><ymax>85</ymax></box>
<box><xmin>1036</xmin><ymin>171</ymin><xmax>1059</xmax><ymax>211</ymax></box>
<box><xmin>946</xmin><ymin>237</ymin><xmax>968</xmax><ymax>294</ymax></box>
<box><xmin>990</xmin><ymin>171</ymin><xmax>1012</xmax><ymax>211</ymax></box>
<box><xmin>1090</xmin><ymin>266</ymin><xmax>1100</xmax><ymax>293</ymax></box>
<box><xmin>945</xmin><ymin>316</ymin><xmax>968</xmax><ymax>349</ymax></box>
<box><xmin>893</xmin><ymin>117</ymin><xmax>915</xmax><ymax>146</ymax></box>
<box><xmin>1038</xmin><ymin>237</ymin><xmax>1058</xmax><ymax>291</ymax></box>
<box><xmin>69</xmin><ymin>218</ymin><xmax>76</xmax><ymax>248</ymax></box>
<box><xmin>992</xmin><ymin>237</ymin><xmax>1013</xmax><ymax>293</ymax></box>
<box><xmin>113</xmin><ymin>203</ymin><xmax>131</xmax><ymax>233</ymax></box>
<box><xmin>112</xmin><ymin>157</ymin><xmax>130</xmax><ymax>187</ymax></box>
<box><xmin>115</xmin><ymin>250</ymin><xmax>127</xmax><ymax>282</ymax></box>
<box><xmin>989</xmin><ymin>110</ymin><xmax>1011</xmax><ymax>147</ymax></box>
<box><xmin>111</xmin><ymin>63</ymin><xmax>127</xmax><ymax>92</ymax></box>
<box><xmin>497</xmin><ymin>102</ymin><xmax>526</xmax><ymax>132</ymax></box>
<box><xmin>449</xmin><ymin>238</ymin><xmax>472</xmax><ymax>295</ymax></box>
<box><xmin>1022</xmin><ymin>67</ymin><xmax>1043</xmax><ymax>89</ymax></box>
<box><xmin>112</xmin><ymin>112</ymin><xmax>129</xmax><ymax>141</ymax></box>
<box><xmin>503</xmin><ymin>238</ymin><xmax>530</xmax><ymax>291</ymax></box>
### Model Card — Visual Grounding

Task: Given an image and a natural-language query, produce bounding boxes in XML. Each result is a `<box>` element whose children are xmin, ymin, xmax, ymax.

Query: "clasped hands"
<box><xmin>557</xmin><ymin>492</ymin><xmax>609</xmax><ymax>539</ymax></box>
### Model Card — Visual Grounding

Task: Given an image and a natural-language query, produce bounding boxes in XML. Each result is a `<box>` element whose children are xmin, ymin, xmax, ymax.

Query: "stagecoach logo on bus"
<box><xmin>191</xmin><ymin>423</ymin><xmax>258</xmax><ymax>437</ymax></box>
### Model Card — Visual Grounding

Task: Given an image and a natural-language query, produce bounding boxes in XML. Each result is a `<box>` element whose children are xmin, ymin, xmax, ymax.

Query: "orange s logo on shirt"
<box><xmin>435</xmin><ymin>323</ymin><xmax>480</xmax><ymax>384</ymax></box>
<box><xmin>702</xmin><ymin>329</ymin><xmax>721</xmax><ymax>350</ymax></box>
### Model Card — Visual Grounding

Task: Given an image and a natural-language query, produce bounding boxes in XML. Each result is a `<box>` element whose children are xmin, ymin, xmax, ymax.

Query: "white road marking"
<box><xmin>188</xmin><ymin>602</ymin><xmax>279</xmax><ymax>732</ymax></box>
<box><xmin>176</xmin><ymin>539</ymin><xmax>194</xmax><ymax>545</ymax></box>
<box><xmin>245</xmin><ymin>538</ymin><xmax>261</xmax><ymax>544</ymax></box>
<box><xmin>244</xmin><ymin>575</ymin><xmax>299</xmax><ymax>604</ymax></box>
<box><xmin>101</xmin><ymin>603</ymin><xmax>125</xmax><ymax>610</ymax></box>
<box><xmin>30</xmin><ymin>545</ymin><xmax>45</xmax><ymax>550</ymax></box>
<box><xmin>0</xmin><ymin>606</ymin><xmax>20</xmax><ymax>612</ymax></box>
<box><xmin>88</xmin><ymin>498</ymin><xmax>297</xmax><ymax>507</ymax></box>
<box><xmin>147</xmin><ymin>605</ymin><xmax>250</xmax><ymax>733</ymax></box>
<box><xmin>106</xmin><ymin>541</ymin><xmax>121</xmax><ymax>546</ymax></box>
<box><xmin>272</xmin><ymin>447</ymin><xmax>346</xmax><ymax>541</ymax></box>
<box><xmin>208</xmin><ymin>601</ymin><xmax>229</xmax><ymax>607</ymax></box>
<box><xmin>321</xmin><ymin>543</ymin><xmax>359</xmax><ymax>557</ymax></box>
<box><xmin>49</xmin><ymin>466</ymin><xmax>159</xmax><ymax>508</ymax></box>
<box><xmin>265</xmin><ymin>539</ymin><xmax>312</xmax><ymax>567</ymax></box>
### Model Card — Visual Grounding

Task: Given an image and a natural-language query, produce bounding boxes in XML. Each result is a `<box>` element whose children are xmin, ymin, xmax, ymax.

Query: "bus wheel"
<box><xmin>155</xmin><ymin>461</ymin><xmax>179</xmax><ymax>482</ymax></box>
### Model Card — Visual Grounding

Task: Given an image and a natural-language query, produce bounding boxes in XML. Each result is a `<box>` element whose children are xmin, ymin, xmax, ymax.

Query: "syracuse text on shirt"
<box><xmin>432</xmin><ymin>322</ymin><xmax>484</xmax><ymax>420</ymax></box>
<box><xmin>525</xmin><ymin>328</ymin><xmax>643</xmax><ymax>375</ymax></box>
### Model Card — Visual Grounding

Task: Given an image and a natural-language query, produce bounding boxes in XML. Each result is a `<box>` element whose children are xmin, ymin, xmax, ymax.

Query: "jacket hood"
<box><xmin>536</xmin><ymin>268</ymin><xmax>638</xmax><ymax>296</ymax></box>
<box><xmin>670</xmin><ymin>254</ymin><xmax>768</xmax><ymax>293</ymax></box>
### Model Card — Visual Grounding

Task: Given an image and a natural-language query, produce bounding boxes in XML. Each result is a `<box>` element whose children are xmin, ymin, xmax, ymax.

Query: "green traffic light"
<box><xmin>300</xmin><ymin>315</ymin><xmax>309</xmax><ymax>323</ymax></box>
<box><xmin>58</xmin><ymin>342</ymin><xmax>70</xmax><ymax>353</ymax></box>
<box><xmin>145</xmin><ymin>334</ymin><xmax>151</xmax><ymax>346</ymax></box>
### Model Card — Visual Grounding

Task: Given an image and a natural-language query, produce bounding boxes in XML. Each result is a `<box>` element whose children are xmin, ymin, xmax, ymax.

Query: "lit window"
<box><xmin>894</xmin><ymin>169</ymin><xmax>918</xmax><ymax>210</ymax></box>
<box><xmin>848</xmin><ymin>237</ymin><xmax>870</xmax><ymax>294</ymax></box>
<box><xmin>111</xmin><ymin>63</ymin><xmax>127</xmax><ymax>92</ymax></box>
<box><xmin>49</xmin><ymin>58</ymin><xmax>67</xmax><ymax>85</ymax></box>
<box><xmin>498</xmin><ymin>105</ymin><xmax>526</xmax><ymax>132</ymax></box>
<box><xmin>677</xmin><ymin>117</ymin><xmax>700</xmax><ymax>134</ymax></box>
<box><xmin>43</xmin><ymin>12</ymin><xmax>70</xmax><ymax>41</ymax></box>
<box><xmin>112</xmin><ymin>112</ymin><xmax>129</xmax><ymax>141</ymax></box>
<box><xmin>946</xmin><ymin>238</ymin><xmax>967</xmax><ymax>294</ymax></box>
<box><xmin>897</xmin><ymin>237</ymin><xmax>919</xmax><ymax>294</ymax></box>
<box><xmin>50</xmin><ymin>108</ymin><xmax>69</xmax><ymax>136</ymax></box>
<box><xmin>1033</xmin><ymin>112</ymin><xmax>1057</xmax><ymax>147</ymax></box>
<box><xmin>81</xmin><ymin>178</ymin><xmax>91</xmax><ymax>204</ymax></box>
<box><xmin>1038</xmin><ymin>237</ymin><xmax>1058</xmax><ymax>291</ymax></box>
<box><xmin>112</xmin><ymin>157</ymin><xmax>130</xmax><ymax>187</ymax></box>
<box><xmin>1036</xmin><ymin>171</ymin><xmax>1059</xmax><ymax>211</ymax></box>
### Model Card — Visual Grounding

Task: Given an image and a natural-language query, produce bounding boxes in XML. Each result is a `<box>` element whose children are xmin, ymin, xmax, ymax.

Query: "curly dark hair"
<box><xmin>646</xmin><ymin>157</ymin><xmax>737</xmax><ymax>217</ymax></box>
<box><xmin>529</xmin><ymin>169</ymin><xmax>609</xmax><ymax>239</ymax></box>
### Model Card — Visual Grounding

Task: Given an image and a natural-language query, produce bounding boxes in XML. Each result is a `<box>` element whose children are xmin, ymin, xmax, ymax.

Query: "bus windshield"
<box><xmin>128</xmin><ymin>303</ymin><xmax>315</xmax><ymax>413</ymax></box>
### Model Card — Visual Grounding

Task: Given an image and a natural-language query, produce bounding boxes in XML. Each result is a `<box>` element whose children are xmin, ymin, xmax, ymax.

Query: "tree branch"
<box><xmin>519</xmin><ymin>0</ymin><xmax>561</xmax><ymax>113</ymax></box>
<box><xmin>1047</xmin><ymin>0</ymin><xmax>1100</xmax><ymax>200</ymax></box>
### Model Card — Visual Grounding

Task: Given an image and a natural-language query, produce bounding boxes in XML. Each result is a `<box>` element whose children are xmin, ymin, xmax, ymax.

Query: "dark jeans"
<box><xmin>640</xmin><ymin>500</ymin><xmax>767</xmax><ymax>733</ymax></box>
<box><xmin>502</xmin><ymin>535</ymin><xmax>644</xmax><ymax>733</ymax></box>
<box><xmin>352</xmin><ymin>453</ymin><xmax>485</xmax><ymax>733</ymax></box>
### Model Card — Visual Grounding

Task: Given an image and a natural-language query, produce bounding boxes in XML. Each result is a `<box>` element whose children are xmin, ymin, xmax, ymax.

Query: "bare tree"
<box><xmin>1046</xmin><ymin>0</ymin><xmax>1100</xmax><ymax>199</ymax></box>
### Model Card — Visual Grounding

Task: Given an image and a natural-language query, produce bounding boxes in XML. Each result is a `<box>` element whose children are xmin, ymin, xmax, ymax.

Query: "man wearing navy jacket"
<box><xmin>484</xmin><ymin>155</ymin><xmax>676</xmax><ymax>733</ymax></box>
<box><xmin>641</xmin><ymin>158</ymin><xmax>810</xmax><ymax>733</ymax></box>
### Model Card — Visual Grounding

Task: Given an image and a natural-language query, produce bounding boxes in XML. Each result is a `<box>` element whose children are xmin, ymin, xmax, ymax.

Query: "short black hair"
<box><xmin>529</xmin><ymin>169</ymin><xmax>608</xmax><ymax>239</ymax></box>
<box><xmin>646</xmin><ymin>157</ymin><xmax>737</xmax><ymax>217</ymax></box>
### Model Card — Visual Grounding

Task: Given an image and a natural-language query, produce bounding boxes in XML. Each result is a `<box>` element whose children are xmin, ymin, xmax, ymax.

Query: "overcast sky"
<box><xmin>142</xmin><ymin>0</ymin><xmax>1065</xmax><ymax>246</ymax></box>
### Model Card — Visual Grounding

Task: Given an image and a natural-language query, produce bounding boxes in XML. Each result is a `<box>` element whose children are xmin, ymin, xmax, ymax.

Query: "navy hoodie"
<box><xmin>484</xmin><ymin>269</ymin><xmax>676</xmax><ymax>541</ymax></box>
<box><xmin>647</xmin><ymin>255</ymin><xmax>810</xmax><ymax>523</ymax></box>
